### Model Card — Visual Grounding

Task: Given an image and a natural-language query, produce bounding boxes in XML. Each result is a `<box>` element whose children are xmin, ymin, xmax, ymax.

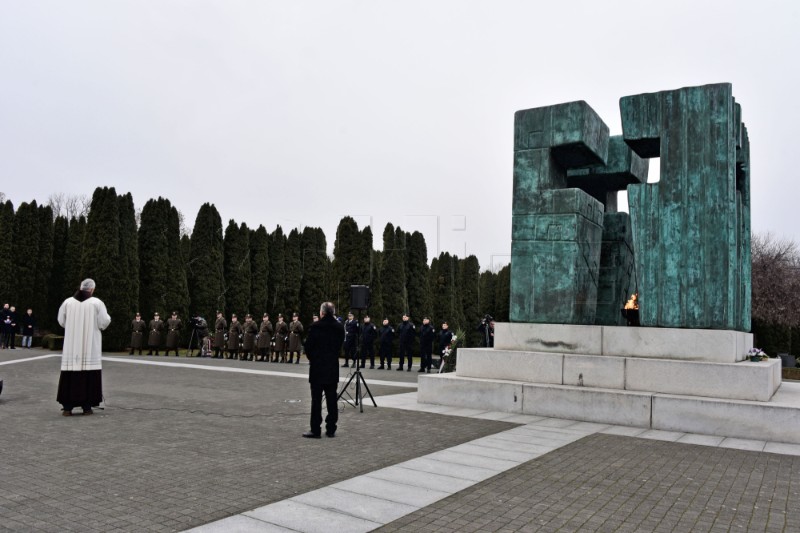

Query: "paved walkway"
<box><xmin>2</xmin><ymin>350</ymin><xmax>800</xmax><ymax>532</ymax></box>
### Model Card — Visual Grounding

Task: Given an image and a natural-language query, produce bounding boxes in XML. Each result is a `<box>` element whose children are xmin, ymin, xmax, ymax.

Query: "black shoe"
<box><xmin>342</xmin><ymin>363</ymin><xmax>349</xmax><ymax>367</ymax></box>
<box><xmin>369</xmin><ymin>365</ymin><xmax>375</xmax><ymax>369</ymax></box>
<box><xmin>302</xmin><ymin>431</ymin><xmax>321</xmax><ymax>439</ymax></box>
<box><xmin>82</xmin><ymin>409</ymin><xmax>93</xmax><ymax>415</ymax></box>
<box><xmin>325</xmin><ymin>431</ymin><xmax>335</xmax><ymax>438</ymax></box>
<box><xmin>396</xmin><ymin>367</ymin><xmax>403</xmax><ymax>371</ymax></box>
<box><xmin>378</xmin><ymin>365</ymin><xmax>384</xmax><ymax>369</ymax></box>
<box><xmin>418</xmin><ymin>368</ymin><xmax>425</xmax><ymax>372</ymax></box>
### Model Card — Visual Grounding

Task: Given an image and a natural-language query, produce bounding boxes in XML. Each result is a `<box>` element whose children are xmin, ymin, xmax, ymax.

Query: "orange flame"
<box><xmin>624</xmin><ymin>293</ymin><xmax>639</xmax><ymax>310</ymax></box>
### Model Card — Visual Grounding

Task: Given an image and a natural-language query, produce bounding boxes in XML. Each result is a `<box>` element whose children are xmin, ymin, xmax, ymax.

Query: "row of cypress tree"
<box><xmin>0</xmin><ymin>187</ymin><xmax>510</xmax><ymax>350</ymax></box>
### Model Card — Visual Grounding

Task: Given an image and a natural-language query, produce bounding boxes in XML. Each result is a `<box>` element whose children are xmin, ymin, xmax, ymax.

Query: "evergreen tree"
<box><xmin>0</xmin><ymin>200</ymin><xmax>14</xmax><ymax>300</ymax></box>
<box><xmin>32</xmin><ymin>204</ymin><xmax>54</xmax><ymax>329</ymax></box>
<box><xmin>431</xmin><ymin>252</ymin><xmax>457</xmax><ymax>328</ymax></box>
<box><xmin>180</xmin><ymin>235</ymin><xmax>191</xmax><ymax>276</ymax></box>
<box><xmin>461</xmin><ymin>255</ymin><xmax>481</xmax><ymax>345</ymax></box>
<box><xmin>188</xmin><ymin>203</ymin><xmax>225</xmax><ymax>322</ymax></box>
<box><xmin>380</xmin><ymin>223</ymin><xmax>406</xmax><ymax>324</ymax></box>
<box><xmin>81</xmin><ymin>187</ymin><xmax>128</xmax><ymax>350</ymax></box>
<box><xmin>268</xmin><ymin>226</ymin><xmax>286</xmax><ymax>314</ymax></box>
<box><xmin>165</xmin><ymin>205</ymin><xmax>189</xmax><ymax>325</ymax></box>
<box><xmin>64</xmin><ymin>215</ymin><xmax>86</xmax><ymax>296</ymax></box>
<box><xmin>284</xmin><ymin>228</ymin><xmax>302</xmax><ymax>316</ymax></box>
<box><xmin>300</xmin><ymin>227</ymin><xmax>328</xmax><ymax>322</ymax></box>
<box><xmin>49</xmin><ymin>215</ymin><xmax>69</xmax><ymax>324</ymax></box>
<box><xmin>368</xmin><ymin>250</ymin><xmax>384</xmax><ymax>321</ymax></box>
<box><xmin>494</xmin><ymin>264</ymin><xmax>511</xmax><ymax>322</ymax></box>
<box><xmin>249</xmin><ymin>225</ymin><xmax>270</xmax><ymax>314</ymax></box>
<box><xmin>479</xmin><ymin>270</ymin><xmax>496</xmax><ymax>317</ymax></box>
<box><xmin>223</xmin><ymin>220</ymin><xmax>251</xmax><ymax>316</ymax></box>
<box><xmin>405</xmin><ymin>230</ymin><xmax>431</xmax><ymax>320</ymax></box>
<box><xmin>138</xmin><ymin>198</ymin><xmax>170</xmax><ymax>316</ymax></box>
<box><xmin>11</xmin><ymin>201</ymin><xmax>40</xmax><ymax>308</ymax></box>
<box><xmin>118</xmin><ymin>193</ymin><xmax>139</xmax><ymax>334</ymax></box>
<box><xmin>332</xmin><ymin>216</ymin><xmax>366</xmax><ymax>311</ymax></box>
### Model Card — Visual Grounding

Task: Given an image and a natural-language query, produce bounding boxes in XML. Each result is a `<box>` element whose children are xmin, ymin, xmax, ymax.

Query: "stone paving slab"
<box><xmin>376</xmin><ymin>433</ymin><xmax>800</xmax><ymax>533</ymax></box>
<box><xmin>0</xmin><ymin>354</ymin><xmax>514</xmax><ymax>532</ymax></box>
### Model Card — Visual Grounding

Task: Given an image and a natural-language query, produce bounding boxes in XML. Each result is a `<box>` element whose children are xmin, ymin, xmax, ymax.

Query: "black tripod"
<box><xmin>337</xmin><ymin>309</ymin><xmax>376</xmax><ymax>412</ymax></box>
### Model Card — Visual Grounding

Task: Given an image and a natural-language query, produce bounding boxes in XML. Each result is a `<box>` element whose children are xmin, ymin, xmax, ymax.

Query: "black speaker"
<box><xmin>350</xmin><ymin>285</ymin><xmax>370</xmax><ymax>310</ymax></box>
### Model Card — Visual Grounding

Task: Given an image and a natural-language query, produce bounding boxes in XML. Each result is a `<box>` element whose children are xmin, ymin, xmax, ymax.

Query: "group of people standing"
<box><xmin>1</xmin><ymin>303</ymin><xmax>37</xmax><ymax>349</ymax></box>
<box><xmin>126</xmin><ymin>308</ymin><xmax>459</xmax><ymax>372</ymax></box>
<box><xmin>342</xmin><ymin>313</ymin><xmax>453</xmax><ymax>373</ymax></box>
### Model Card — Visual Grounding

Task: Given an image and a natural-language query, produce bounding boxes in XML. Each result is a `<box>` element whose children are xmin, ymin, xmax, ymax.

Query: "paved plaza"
<box><xmin>1</xmin><ymin>350</ymin><xmax>799</xmax><ymax>532</ymax></box>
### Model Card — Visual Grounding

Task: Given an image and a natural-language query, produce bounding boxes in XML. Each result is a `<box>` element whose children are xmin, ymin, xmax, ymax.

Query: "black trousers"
<box><xmin>398</xmin><ymin>342</ymin><xmax>413</xmax><ymax>369</ymax></box>
<box><xmin>344</xmin><ymin>339</ymin><xmax>357</xmax><ymax>363</ymax></box>
<box><xmin>420</xmin><ymin>348</ymin><xmax>432</xmax><ymax>370</ymax></box>
<box><xmin>360</xmin><ymin>344</ymin><xmax>375</xmax><ymax>366</ymax></box>
<box><xmin>379</xmin><ymin>344</ymin><xmax>393</xmax><ymax>366</ymax></box>
<box><xmin>310</xmin><ymin>382</ymin><xmax>338</xmax><ymax>436</ymax></box>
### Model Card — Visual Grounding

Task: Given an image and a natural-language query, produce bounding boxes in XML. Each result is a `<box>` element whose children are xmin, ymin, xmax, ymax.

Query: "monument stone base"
<box><xmin>419</xmin><ymin>323</ymin><xmax>800</xmax><ymax>444</ymax></box>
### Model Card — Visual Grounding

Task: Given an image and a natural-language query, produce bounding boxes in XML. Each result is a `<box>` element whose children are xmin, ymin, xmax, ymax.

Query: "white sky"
<box><xmin>1</xmin><ymin>0</ymin><xmax>798</xmax><ymax>271</ymax></box>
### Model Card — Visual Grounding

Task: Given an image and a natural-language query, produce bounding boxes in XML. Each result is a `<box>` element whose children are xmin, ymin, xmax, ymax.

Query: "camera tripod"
<box><xmin>337</xmin><ymin>309</ymin><xmax>376</xmax><ymax>412</ymax></box>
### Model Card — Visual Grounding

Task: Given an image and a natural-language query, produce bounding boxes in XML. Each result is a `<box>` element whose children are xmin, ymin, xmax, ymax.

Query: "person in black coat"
<box><xmin>396</xmin><ymin>314</ymin><xmax>415</xmax><ymax>372</ymax></box>
<box><xmin>21</xmin><ymin>308</ymin><xmax>36</xmax><ymax>348</ymax></box>
<box><xmin>378</xmin><ymin>318</ymin><xmax>394</xmax><ymax>369</ymax></box>
<box><xmin>418</xmin><ymin>317</ymin><xmax>435</xmax><ymax>373</ymax></box>
<box><xmin>303</xmin><ymin>301</ymin><xmax>345</xmax><ymax>438</ymax></box>
<box><xmin>360</xmin><ymin>315</ymin><xmax>378</xmax><ymax>369</ymax></box>
<box><xmin>436</xmin><ymin>321</ymin><xmax>453</xmax><ymax>369</ymax></box>
<box><xmin>342</xmin><ymin>312</ymin><xmax>359</xmax><ymax>368</ymax></box>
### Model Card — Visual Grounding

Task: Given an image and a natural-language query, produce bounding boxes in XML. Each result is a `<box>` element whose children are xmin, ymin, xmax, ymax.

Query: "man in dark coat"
<box><xmin>213</xmin><ymin>311</ymin><xmax>227</xmax><ymax>358</ymax></box>
<box><xmin>418</xmin><ymin>317</ymin><xmax>435</xmax><ymax>373</ymax></box>
<box><xmin>378</xmin><ymin>318</ymin><xmax>394</xmax><ymax>369</ymax></box>
<box><xmin>257</xmin><ymin>313</ymin><xmax>273</xmax><ymax>361</ymax></box>
<box><xmin>360</xmin><ymin>315</ymin><xmax>378</xmax><ymax>369</ymax></box>
<box><xmin>287</xmin><ymin>312</ymin><xmax>304</xmax><ymax>364</ymax></box>
<box><xmin>227</xmin><ymin>314</ymin><xmax>243</xmax><ymax>359</ymax></box>
<box><xmin>303</xmin><ymin>301</ymin><xmax>345</xmax><ymax>438</ymax></box>
<box><xmin>241</xmin><ymin>314</ymin><xmax>258</xmax><ymax>361</ymax></box>
<box><xmin>396</xmin><ymin>313</ymin><xmax>415</xmax><ymax>372</ymax></box>
<box><xmin>21</xmin><ymin>308</ymin><xmax>36</xmax><ymax>348</ymax></box>
<box><xmin>5</xmin><ymin>305</ymin><xmax>18</xmax><ymax>349</ymax></box>
<box><xmin>165</xmin><ymin>312</ymin><xmax>183</xmax><ymax>356</ymax></box>
<box><xmin>436</xmin><ymin>321</ymin><xmax>453</xmax><ymax>369</ymax></box>
<box><xmin>273</xmin><ymin>314</ymin><xmax>289</xmax><ymax>362</ymax></box>
<box><xmin>147</xmin><ymin>312</ymin><xmax>165</xmax><ymax>356</ymax></box>
<box><xmin>130</xmin><ymin>312</ymin><xmax>146</xmax><ymax>355</ymax></box>
<box><xmin>342</xmin><ymin>312</ymin><xmax>359</xmax><ymax>367</ymax></box>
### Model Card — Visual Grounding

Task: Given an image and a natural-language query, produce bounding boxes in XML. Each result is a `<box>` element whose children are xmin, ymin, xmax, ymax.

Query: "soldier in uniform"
<box><xmin>129</xmin><ymin>312</ymin><xmax>146</xmax><ymax>355</ymax></box>
<box><xmin>257</xmin><ymin>313</ymin><xmax>273</xmax><ymax>361</ymax></box>
<box><xmin>418</xmin><ymin>317</ymin><xmax>435</xmax><ymax>373</ymax></box>
<box><xmin>360</xmin><ymin>315</ymin><xmax>378</xmax><ymax>369</ymax></box>
<box><xmin>227</xmin><ymin>314</ymin><xmax>243</xmax><ymax>359</ymax></box>
<box><xmin>342</xmin><ymin>312</ymin><xmax>359</xmax><ymax>367</ymax></box>
<box><xmin>147</xmin><ymin>312</ymin><xmax>165</xmax><ymax>356</ymax></box>
<box><xmin>165</xmin><ymin>311</ymin><xmax>183</xmax><ymax>356</ymax></box>
<box><xmin>213</xmin><ymin>310</ymin><xmax>227</xmax><ymax>358</ymax></box>
<box><xmin>436</xmin><ymin>321</ymin><xmax>453</xmax><ymax>370</ymax></box>
<box><xmin>241</xmin><ymin>314</ymin><xmax>258</xmax><ymax>361</ymax></box>
<box><xmin>396</xmin><ymin>313</ymin><xmax>415</xmax><ymax>371</ymax></box>
<box><xmin>273</xmin><ymin>314</ymin><xmax>289</xmax><ymax>362</ymax></box>
<box><xmin>378</xmin><ymin>318</ymin><xmax>394</xmax><ymax>369</ymax></box>
<box><xmin>288</xmin><ymin>312</ymin><xmax>304</xmax><ymax>364</ymax></box>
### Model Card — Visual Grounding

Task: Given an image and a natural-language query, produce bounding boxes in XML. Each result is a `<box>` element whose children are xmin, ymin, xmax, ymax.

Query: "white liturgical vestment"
<box><xmin>57</xmin><ymin>296</ymin><xmax>111</xmax><ymax>371</ymax></box>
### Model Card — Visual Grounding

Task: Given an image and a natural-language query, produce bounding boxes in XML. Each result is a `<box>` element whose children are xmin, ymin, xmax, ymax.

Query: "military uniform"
<box><xmin>242</xmin><ymin>316</ymin><xmax>258</xmax><ymax>361</ymax></box>
<box><xmin>273</xmin><ymin>317</ymin><xmax>289</xmax><ymax>362</ymax></box>
<box><xmin>165</xmin><ymin>314</ymin><xmax>183</xmax><ymax>356</ymax></box>
<box><xmin>418</xmin><ymin>319</ymin><xmax>435</xmax><ymax>372</ymax></box>
<box><xmin>148</xmin><ymin>315</ymin><xmax>165</xmax><ymax>355</ymax></box>
<box><xmin>213</xmin><ymin>314</ymin><xmax>227</xmax><ymax>358</ymax></box>
<box><xmin>396</xmin><ymin>317</ymin><xmax>415</xmax><ymax>371</ymax></box>
<box><xmin>227</xmin><ymin>317</ymin><xmax>243</xmax><ymax>359</ymax></box>
<box><xmin>342</xmin><ymin>316</ymin><xmax>359</xmax><ymax>367</ymax></box>
<box><xmin>360</xmin><ymin>318</ymin><xmax>378</xmax><ymax>368</ymax></box>
<box><xmin>287</xmin><ymin>315</ymin><xmax>304</xmax><ymax>364</ymax></box>
<box><xmin>257</xmin><ymin>316</ymin><xmax>273</xmax><ymax>361</ymax></box>
<box><xmin>378</xmin><ymin>320</ymin><xmax>394</xmax><ymax>369</ymax></box>
<box><xmin>130</xmin><ymin>316</ymin><xmax>146</xmax><ymax>355</ymax></box>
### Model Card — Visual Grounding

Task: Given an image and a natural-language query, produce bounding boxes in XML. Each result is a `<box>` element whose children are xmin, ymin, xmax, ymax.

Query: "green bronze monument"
<box><xmin>511</xmin><ymin>83</ymin><xmax>751</xmax><ymax>332</ymax></box>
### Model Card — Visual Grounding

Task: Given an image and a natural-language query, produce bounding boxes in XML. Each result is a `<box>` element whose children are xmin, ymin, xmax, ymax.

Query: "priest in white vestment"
<box><xmin>56</xmin><ymin>278</ymin><xmax>111</xmax><ymax>416</ymax></box>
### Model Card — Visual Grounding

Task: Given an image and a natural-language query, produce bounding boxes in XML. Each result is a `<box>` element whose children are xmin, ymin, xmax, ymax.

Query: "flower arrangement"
<box><xmin>439</xmin><ymin>329</ymin><xmax>465</xmax><ymax>373</ymax></box>
<box><xmin>747</xmin><ymin>348</ymin><xmax>768</xmax><ymax>362</ymax></box>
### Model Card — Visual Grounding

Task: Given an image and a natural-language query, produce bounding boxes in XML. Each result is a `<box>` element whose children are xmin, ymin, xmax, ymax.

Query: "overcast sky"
<box><xmin>1</xmin><ymin>1</ymin><xmax>798</xmax><ymax>271</ymax></box>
